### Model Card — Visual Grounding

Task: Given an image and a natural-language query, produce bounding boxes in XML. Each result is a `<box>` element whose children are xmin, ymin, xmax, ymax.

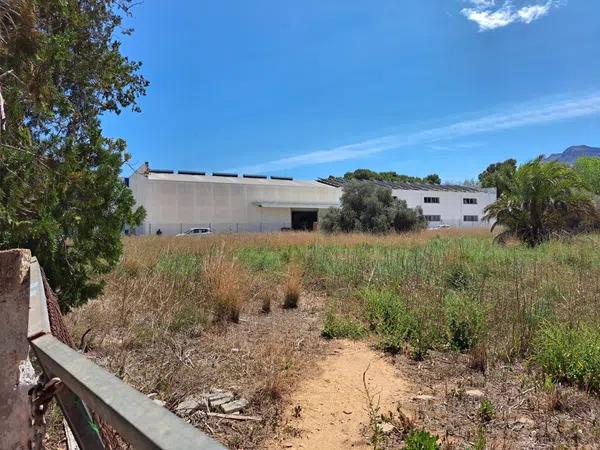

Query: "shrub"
<box><xmin>201</xmin><ymin>250</ymin><xmax>249</xmax><ymax>323</ymax></box>
<box><xmin>283</xmin><ymin>264</ymin><xmax>302</xmax><ymax>308</ymax></box>
<box><xmin>322</xmin><ymin>309</ymin><xmax>366</xmax><ymax>340</ymax></box>
<box><xmin>321</xmin><ymin>181</ymin><xmax>426</xmax><ymax>234</ymax></box>
<box><xmin>362</xmin><ymin>289</ymin><xmax>429</xmax><ymax>356</ymax></box>
<box><xmin>534</xmin><ymin>321</ymin><xmax>600</xmax><ymax>392</ymax></box>
<box><xmin>443</xmin><ymin>293</ymin><xmax>485</xmax><ymax>351</ymax></box>
<box><xmin>404</xmin><ymin>429</ymin><xmax>440</xmax><ymax>450</ymax></box>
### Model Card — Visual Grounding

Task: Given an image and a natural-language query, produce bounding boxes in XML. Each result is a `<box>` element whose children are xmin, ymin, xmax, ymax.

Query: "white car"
<box><xmin>176</xmin><ymin>227</ymin><xmax>213</xmax><ymax>236</ymax></box>
<box><xmin>427</xmin><ymin>224</ymin><xmax>451</xmax><ymax>230</ymax></box>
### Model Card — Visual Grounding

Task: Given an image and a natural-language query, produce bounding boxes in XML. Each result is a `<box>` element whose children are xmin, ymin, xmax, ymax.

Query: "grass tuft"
<box><xmin>283</xmin><ymin>264</ymin><xmax>302</xmax><ymax>308</ymax></box>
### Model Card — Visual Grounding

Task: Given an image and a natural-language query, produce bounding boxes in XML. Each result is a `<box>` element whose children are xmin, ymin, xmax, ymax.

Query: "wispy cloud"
<box><xmin>231</xmin><ymin>92</ymin><xmax>600</xmax><ymax>174</ymax></box>
<box><xmin>461</xmin><ymin>0</ymin><xmax>560</xmax><ymax>31</ymax></box>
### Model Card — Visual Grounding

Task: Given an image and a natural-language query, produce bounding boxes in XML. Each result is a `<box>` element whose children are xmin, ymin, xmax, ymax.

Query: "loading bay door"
<box><xmin>291</xmin><ymin>210</ymin><xmax>318</xmax><ymax>231</ymax></box>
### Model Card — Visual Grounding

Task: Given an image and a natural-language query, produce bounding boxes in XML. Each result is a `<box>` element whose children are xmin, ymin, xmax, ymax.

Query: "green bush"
<box><xmin>534</xmin><ymin>321</ymin><xmax>600</xmax><ymax>392</ymax></box>
<box><xmin>443</xmin><ymin>262</ymin><xmax>473</xmax><ymax>290</ymax></box>
<box><xmin>322</xmin><ymin>309</ymin><xmax>366</xmax><ymax>340</ymax></box>
<box><xmin>156</xmin><ymin>252</ymin><xmax>202</xmax><ymax>277</ymax></box>
<box><xmin>405</xmin><ymin>429</ymin><xmax>440</xmax><ymax>450</ymax></box>
<box><xmin>444</xmin><ymin>293</ymin><xmax>485</xmax><ymax>351</ymax></box>
<box><xmin>362</xmin><ymin>289</ymin><xmax>431</xmax><ymax>356</ymax></box>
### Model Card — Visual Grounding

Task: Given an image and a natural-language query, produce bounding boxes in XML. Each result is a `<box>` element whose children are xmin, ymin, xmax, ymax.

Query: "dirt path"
<box><xmin>269</xmin><ymin>340</ymin><xmax>410</xmax><ymax>450</ymax></box>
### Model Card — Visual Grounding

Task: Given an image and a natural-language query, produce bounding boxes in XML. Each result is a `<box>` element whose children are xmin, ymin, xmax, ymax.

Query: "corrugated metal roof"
<box><xmin>316</xmin><ymin>177</ymin><xmax>485</xmax><ymax>193</ymax></box>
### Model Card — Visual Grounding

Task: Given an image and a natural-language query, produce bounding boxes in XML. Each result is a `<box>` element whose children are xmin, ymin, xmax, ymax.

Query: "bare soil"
<box><xmin>268</xmin><ymin>340</ymin><xmax>410</xmax><ymax>450</ymax></box>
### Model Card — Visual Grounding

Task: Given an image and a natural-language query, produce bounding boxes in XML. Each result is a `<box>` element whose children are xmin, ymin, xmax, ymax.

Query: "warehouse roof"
<box><xmin>316</xmin><ymin>177</ymin><xmax>486</xmax><ymax>193</ymax></box>
<box><xmin>145</xmin><ymin>171</ymin><xmax>335</xmax><ymax>188</ymax></box>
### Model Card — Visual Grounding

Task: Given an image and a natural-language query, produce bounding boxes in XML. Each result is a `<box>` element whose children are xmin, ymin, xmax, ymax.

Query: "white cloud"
<box><xmin>230</xmin><ymin>92</ymin><xmax>600</xmax><ymax>174</ymax></box>
<box><xmin>461</xmin><ymin>1</ymin><xmax>559</xmax><ymax>31</ymax></box>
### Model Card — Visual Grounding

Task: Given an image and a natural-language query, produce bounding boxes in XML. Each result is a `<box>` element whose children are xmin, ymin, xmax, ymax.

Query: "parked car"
<box><xmin>427</xmin><ymin>224</ymin><xmax>451</xmax><ymax>230</ymax></box>
<box><xmin>176</xmin><ymin>227</ymin><xmax>212</xmax><ymax>236</ymax></box>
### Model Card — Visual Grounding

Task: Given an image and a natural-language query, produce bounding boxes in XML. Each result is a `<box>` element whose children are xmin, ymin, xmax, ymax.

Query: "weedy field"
<box><xmin>63</xmin><ymin>229</ymin><xmax>600</xmax><ymax>449</ymax></box>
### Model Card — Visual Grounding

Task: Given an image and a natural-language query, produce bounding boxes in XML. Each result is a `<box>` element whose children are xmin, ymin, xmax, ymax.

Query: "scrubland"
<box><xmin>65</xmin><ymin>229</ymin><xmax>600</xmax><ymax>448</ymax></box>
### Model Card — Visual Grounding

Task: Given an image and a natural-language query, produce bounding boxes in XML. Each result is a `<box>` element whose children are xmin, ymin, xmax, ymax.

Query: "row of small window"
<box><xmin>425</xmin><ymin>215</ymin><xmax>479</xmax><ymax>222</ymax></box>
<box><xmin>424</xmin><ymin>197</ymin><xmax>478</xmax><ymax>204</ymax></box>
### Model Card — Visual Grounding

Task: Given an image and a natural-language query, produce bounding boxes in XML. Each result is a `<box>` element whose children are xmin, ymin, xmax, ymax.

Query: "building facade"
<box><xmin>128</xmin><ymin>164</ymin><xmax>496</xmax><ymax>235</ymax></box>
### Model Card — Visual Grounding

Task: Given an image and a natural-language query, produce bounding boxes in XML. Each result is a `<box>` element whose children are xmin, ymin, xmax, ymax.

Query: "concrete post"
<box><xmin>0</xmin><ymin>249</ymin><xmax>38</xmax><ymax>449</ymax></box>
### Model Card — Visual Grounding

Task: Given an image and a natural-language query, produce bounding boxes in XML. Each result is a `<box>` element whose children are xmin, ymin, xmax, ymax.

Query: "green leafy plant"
<box><xmin>322</xmin><ymin>309</ymin><xmax>366</xmax><ymax>340</ymax></box>
<box><xmin>404</xmin><ymin>429</ymin><xmax>440</xmax><ymax>450</ymax></box>
<box><xmin>478</xmin><ymin>399</ymin><xmax>495</xmax><ymax>423</ymax></box>
<box><xmin>444</xmin><ymin>293</ymin><xmax>485</xmax><ymax>351</ymax></box>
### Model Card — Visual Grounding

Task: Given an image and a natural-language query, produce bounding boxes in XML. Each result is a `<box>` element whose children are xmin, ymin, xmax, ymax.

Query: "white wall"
<box><xmin>392</xmin><ymin>188</ymin><xmax>496</xmax><ymax>227</ymax></box>
<box><xmin>129</xmin><ymin>171</ymin><xmax>341</xmax><ymax>235</ymax></box>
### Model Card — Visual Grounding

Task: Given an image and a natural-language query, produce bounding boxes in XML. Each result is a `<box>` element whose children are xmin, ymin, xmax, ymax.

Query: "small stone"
<box><xmin>152</xmin><ymin>399</ymin><xmax>166</xmax><ymax>407</ymax></box>
<box><xmin>231</xmin><ymin>348</ymin><xmax>240</xmax><ymax>353</ymax></box>
<box><xmin>282</xmin><ymin>443</ymin><xmax>293</xmax><ymax>448</ymax></box>
<box><xmin>465</xmin><ymin>389</ymin><xmax>485</xmax><ymax>400</ymax></box>
<box><xmin>175</xmin><ymin>396</ymin><xmax>201</xmax><ymax>413</ymax></box>
<box><xmin>413</xmin><ymin>394</ymin><xmax>435</xmax><ymax>401</ymax></box>
<box><xmin>207</xmin><ymin>391</ymin><xmax>234</xmax><ymax>402</ymax></box>
<box><xmin>209</xmin><ymin>394</ymin><xmax>234</xmax><ymax>408</ymax></box>
<box><xmin>220</xmin><ymin>398</ymin><xmax>249</xmax><ymax>414</ymax></box>
<box><xmin>516</xmin><ymin>416</ymin><xmax>535</xmax><ymax>427</ymax></box>
<box><xmin>380</xmin><ymin>422</ymin><xmax>395</xmax><ymax>434</ymax></box>
<box><xmin>147</xmin><ymin>392</ymin><xmax>158</xmax><ymax>399</ymax></box>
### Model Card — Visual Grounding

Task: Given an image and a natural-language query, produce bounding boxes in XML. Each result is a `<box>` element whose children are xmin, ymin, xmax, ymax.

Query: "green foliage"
<box><xmin>362</xmin><ymin>289</ymin><xmax>431</xmax><ymax>357</ymax></box>
<box><xmin>0</xmin><ymin>0</ymin><xmax>147</xmax><ymax>309</ymax></box>
<box><xmin>443</xmin><ymin>293</ymin><xmax>484</xmax><ymax>351</ymax></box>
<box><xmin>156</xmin><ymin>252</ymin><xmax>202</xmax><ymax>277</ymax></box>
<box><xmin>404</xmin><ymin>429</ymin><xmax>440</xmax><ymax>450</ymax></box>
<box><xmin>342</xmin><ymin>169</ymin><xmax>442</xmax><ymax>184</ymax></box>
<box><xmin>534</xmin><ymin>321</ymin><xmax>600</xmax><ymax>392</ymax></box>
<box><xmin>322</xmin><ymin>309</ymin><xmax>366</xmax><ymax>340</ymax></box>
<box><xmin>321</xmin><ymin>181</ymin><xmax>427</xmax><ymax>234</ymax></box>
<box><xmin>478</xmin><ymin>158</ymin><xmax>517</xmax><ymax>198</ymax></box>
<box><xmin>574</xmin><ymin>156</ymin><xmax>600</xmax><ymax>195</ymax></box>
<box><xmin>484</xmin><ymin>158</ymin><xmax>597</xmax><ymax>247</ymax></box>
<box><xmin>478</xmin><ymin>399</ymin><xmax>495</xmax><ymax>422</ymax></box>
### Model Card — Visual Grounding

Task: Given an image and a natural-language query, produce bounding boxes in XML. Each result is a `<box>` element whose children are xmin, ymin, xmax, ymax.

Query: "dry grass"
<box><xmin>282</xmin><ymin>263</ymin><xmax>302</xmax><ymax>309</ymax></box>
<box><xmin>61</xmin><ymin>228</ymin><xmax>600</xmax><ymax>448</ymax></box>
<box><xmin>201</xmin><ymin>248</ymin><xmax>249</xmax><ymax>323</ymax></box>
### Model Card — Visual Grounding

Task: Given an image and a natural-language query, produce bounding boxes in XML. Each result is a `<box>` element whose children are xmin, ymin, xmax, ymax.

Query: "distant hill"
<box><xmin>544</xmin><ymin>145</ymin><xmax>600</xmax><ymax>164</ymax></box>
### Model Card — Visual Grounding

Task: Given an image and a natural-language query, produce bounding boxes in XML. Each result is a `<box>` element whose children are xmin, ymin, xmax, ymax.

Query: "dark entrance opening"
<box><xmin>291</xmin><ymin>210</ymin><xmax>318</xmax><ymax>231</ymax></box>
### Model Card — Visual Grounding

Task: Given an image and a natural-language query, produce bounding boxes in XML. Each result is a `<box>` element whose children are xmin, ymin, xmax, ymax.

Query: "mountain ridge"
<box><xmin>544</xmin><ymin>145</ymin><xmax>600</xmax><ymax>164</ymax></box>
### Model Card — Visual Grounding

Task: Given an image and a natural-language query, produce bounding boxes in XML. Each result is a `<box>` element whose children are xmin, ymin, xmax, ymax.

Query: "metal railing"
<box><xmin>27</xmin><ymin>257</ymin><xmax>226</xmax><ymax>450</ymax></box>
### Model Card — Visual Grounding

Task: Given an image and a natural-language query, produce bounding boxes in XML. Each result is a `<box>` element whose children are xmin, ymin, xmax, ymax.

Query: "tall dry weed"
<box><xmin>201</xmin><ymin>248</ymin><xmax>249</xmax><ymax>323</ymax></box>
<box><xmin>283</xmin><ymin>263</ymin><xmax>302</xmax><ymax>309</ymax></box>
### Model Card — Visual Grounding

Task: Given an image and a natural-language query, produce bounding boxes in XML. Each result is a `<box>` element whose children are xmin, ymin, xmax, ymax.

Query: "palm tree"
<box><xmin>484</xmin><ymin>158</ymin><xmax>598</xmax><ymax>247</ymax></box>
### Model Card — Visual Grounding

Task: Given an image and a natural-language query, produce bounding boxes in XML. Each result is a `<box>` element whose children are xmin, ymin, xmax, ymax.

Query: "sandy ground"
<box><xmin>268</xmin><ymin>340</ymin><xmax>410</xmax><ymax>450</ymax></box>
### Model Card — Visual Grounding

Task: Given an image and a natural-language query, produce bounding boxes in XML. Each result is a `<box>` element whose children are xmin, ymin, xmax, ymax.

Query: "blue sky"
<box><xmin>105</xmin><ymin>0</ymin><xmax>600</xmax><ymax>182</ymax></box>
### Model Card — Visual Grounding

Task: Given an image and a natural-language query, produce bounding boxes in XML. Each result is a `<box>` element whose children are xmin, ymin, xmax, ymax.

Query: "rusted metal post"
<box><xmin>0</xmin><ymin>249</ymin><xmax>37</xmax><ymax>448</ymax></box>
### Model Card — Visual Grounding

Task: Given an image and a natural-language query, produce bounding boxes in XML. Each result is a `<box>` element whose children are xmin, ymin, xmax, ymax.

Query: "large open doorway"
<box><xmin>291</xmin><ymin>210</ymin><xmax>318</xmax><ymax>231</ymax></box>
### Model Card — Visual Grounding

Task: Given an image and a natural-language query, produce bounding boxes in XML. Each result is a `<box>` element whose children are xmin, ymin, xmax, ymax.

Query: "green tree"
<box><xmin>574</xmin><ymin>156</ymin><xmax>600</xmax><ymax>195</ymax></box>
<box><xmin>0</xmin><ymin>0</ymin><xmax>146</xmax><ymax>309</ymax></box>
<box><xmin>484</xmin><ymin>158</ymin><xmax>597</xmax><ymax>247</ymax></box>
<box><xmin>424</xmin><ymin>173</ymin><xmax>441</xmax><ymax>185</ymax></box>
<box><xmin>342</xmin><ymin>169</ymin><xmax>442</xmax><ymax>184</ymax></box>
<box><xmin>478</xmin><ymin>159</ymin><xmax>517</xmax><ymax>198</ymax></box>
<box><xmin>321</xmin><ymin>181</ymin><xmax>426</xmax><ymax>233</ymax></box>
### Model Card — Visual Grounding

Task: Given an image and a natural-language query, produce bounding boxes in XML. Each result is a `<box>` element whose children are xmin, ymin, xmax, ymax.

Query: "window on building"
<box><xmin>424</xmin><ymin>215</ymin><xmax>441</xmax><ymax>222</ymax></box>
<box><xmin>424</xmin><ymin>197</ymin><xmax>440</xmax><ymax>203</ymax></box>
<box><xmin>463</xmin><ymin>215</ymin><xmax>479</xmax><ymax>222</ymax></box>
<box><xmin>463</xmin><ymin>198</ymin><xmax>477</xmax><ymax>205</ymax></box>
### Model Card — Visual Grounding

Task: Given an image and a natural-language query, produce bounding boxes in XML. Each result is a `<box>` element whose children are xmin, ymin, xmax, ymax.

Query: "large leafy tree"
<box><xmin>321</xmin><ymin>181</ymin><xmax>427</xmax><ymax>233</ymax></box>
<box><xmin>0</xmin><ymin>0</ymin><xmax>146</xmax><ymax>309</ymax></box>
<box><xmin>478</xmin><ymin>158</ymin><xmax>517</xmax><ymax>198</ymax></box>
<box><xmin>484</xmin><ymin>158</ymin><xmax>597</xmax><ymax>247</ymax></box>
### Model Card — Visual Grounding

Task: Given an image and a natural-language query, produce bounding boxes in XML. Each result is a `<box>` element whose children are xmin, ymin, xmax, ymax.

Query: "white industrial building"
<box><xmin>127</xmin><ymin>163</ymin><xmax>496</xmax><ymax>235</ymax></box>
